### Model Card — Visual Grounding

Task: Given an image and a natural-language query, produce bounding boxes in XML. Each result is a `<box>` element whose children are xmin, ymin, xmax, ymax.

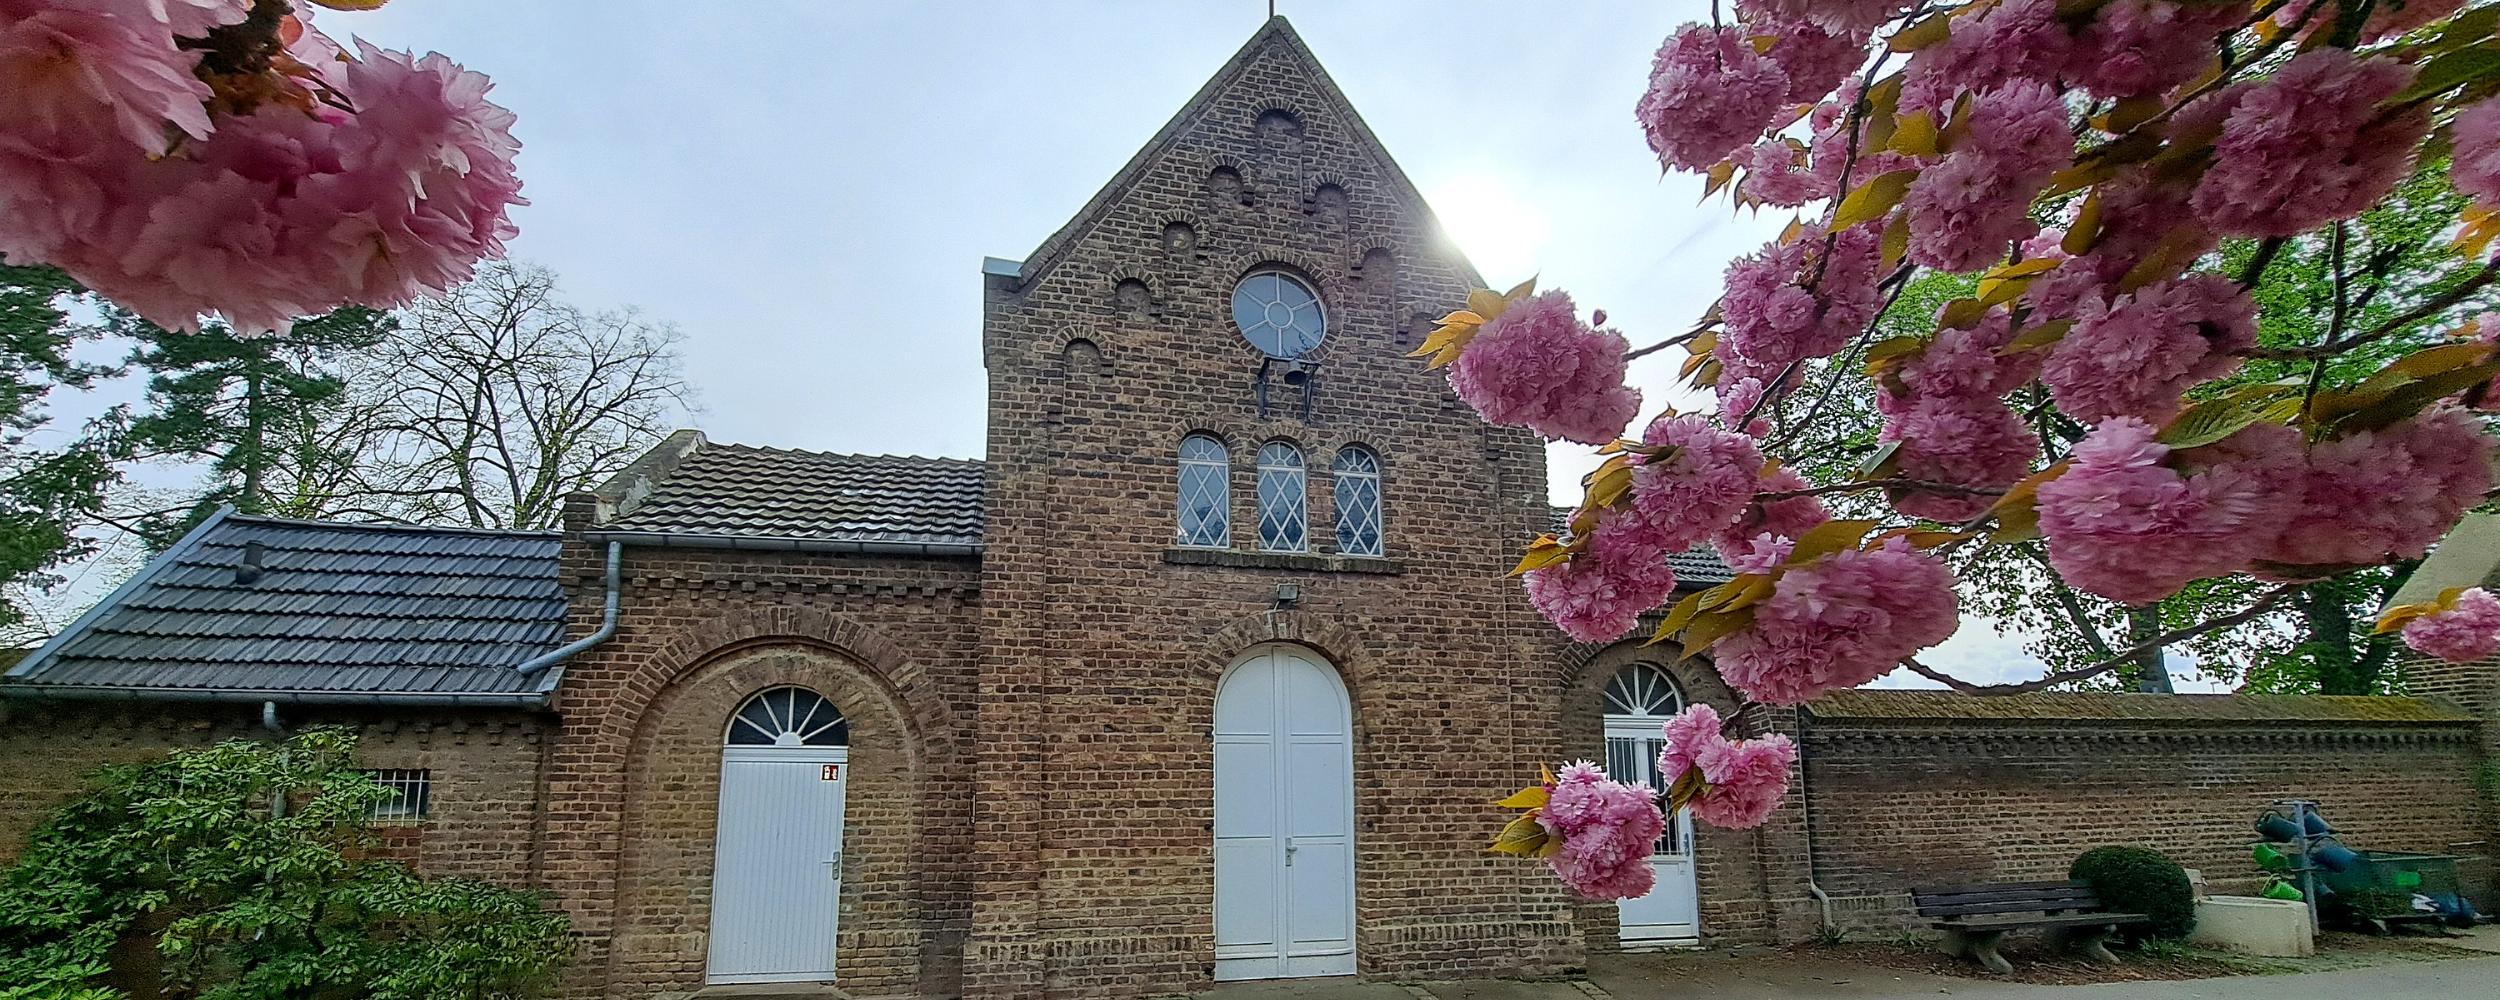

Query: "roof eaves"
<box><xmin>0</xmin><ymin>682</ymin><xmax>550</xmax><ymax>709</ymax></box>
<box><xmin>5</xmin><ymin>505</ymin><xmax>237</xmax><ymax>682</ymax></box>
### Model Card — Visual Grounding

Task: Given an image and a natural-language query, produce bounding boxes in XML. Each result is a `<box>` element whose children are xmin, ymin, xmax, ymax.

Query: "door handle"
<box><xmin>1284</xmin><ymin>841</ymin><xmax>1298</xmax><ymax>866</ymax></box>
<box><xmin>824</xmin><ymin>858</ymin><xmax>842</xmax><ymax>881</ymax></box>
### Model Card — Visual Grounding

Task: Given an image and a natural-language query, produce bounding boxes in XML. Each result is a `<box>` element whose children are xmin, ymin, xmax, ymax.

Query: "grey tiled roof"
<box><xmin>3</xmin><ymin>510</ymin><xmax>567</xmax><ymax>700</ymax></box>
<box><xmin>1545</xmin><ymin>506</ymin><xmax>1734</xmax><ymax>587</ymax></box>
<box><xmin>605</xmin><ymin>443</ymin><xmax>984</xmax><ymax>546</ymax></box>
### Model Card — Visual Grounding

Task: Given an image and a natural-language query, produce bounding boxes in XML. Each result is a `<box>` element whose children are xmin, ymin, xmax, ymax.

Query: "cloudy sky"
<box><xmin>73</xmin><ymin>1</ymin><xmax>2218</xmax><ymax>688</ymax></box>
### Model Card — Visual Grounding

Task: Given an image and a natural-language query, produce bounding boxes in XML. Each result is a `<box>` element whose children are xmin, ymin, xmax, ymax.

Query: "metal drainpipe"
<box><xmin>262</xmin><ymin>700</ymin><xmax>287</xmax><ymax>819</ymax></box>
<box><xmin>1796</xmin><ymin>708</ymin><xmax>1835</xmax><ymax>934</ymax></box>
<box><xmin>516</xmin><ymin>542</ymin><xmax>622</xmax><ymax>677</ymax></box>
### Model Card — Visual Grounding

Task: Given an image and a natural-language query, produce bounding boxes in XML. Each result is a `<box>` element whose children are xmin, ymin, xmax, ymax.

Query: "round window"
<box><xmin>1231</xmin><ymin>270</ymin><xmax>1326</xmax><ymax>358</ymax></box>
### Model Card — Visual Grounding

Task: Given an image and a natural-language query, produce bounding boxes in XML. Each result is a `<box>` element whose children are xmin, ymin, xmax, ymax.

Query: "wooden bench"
<box><xmin>1912</xmin><ymin>881</ymin><xmax>2151</xmax><ymax>974</ymax></box>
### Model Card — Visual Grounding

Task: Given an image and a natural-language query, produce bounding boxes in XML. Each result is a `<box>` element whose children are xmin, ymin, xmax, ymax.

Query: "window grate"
<box><xmin>363</xmin><ymin>769</ymin><xmax>431</xmax><ymax>824</ymax></box>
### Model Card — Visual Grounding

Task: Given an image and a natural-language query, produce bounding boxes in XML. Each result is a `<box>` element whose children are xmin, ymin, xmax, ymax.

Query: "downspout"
<box><xmin>516</xmin><ymin>541</ymin><xmax>622</xmax><ymax>677</ymax></box>
<box><xmin>1796</xmin><ymin>708</ymin><xmax>1834</xmax><ymax>934</ymax></box>
<box><xmin>262</xmin><ymin>700</ymin><xmax>287</xmax><ymax>819</ymax></box>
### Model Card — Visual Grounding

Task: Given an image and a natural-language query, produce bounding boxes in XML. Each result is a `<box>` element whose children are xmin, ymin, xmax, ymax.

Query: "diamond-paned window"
<box><xmin>1333</xmin><ymin>446</ymin><xmax>1382</xmax><ymax>556</ymax></box>
<box><xmin>726</xmin><ymin>686</ymin><xmax>849</xmax><ymax>747</ymax></box>
<box><xmin>1177</xmin><ymin>434</ymin><xmax>1231</xmax><ymax>548</ymax></box>
<box><xmin>1256</xmin><ymin>441</ymin><xmax>1308</xmax><ymax>552</ymax></box>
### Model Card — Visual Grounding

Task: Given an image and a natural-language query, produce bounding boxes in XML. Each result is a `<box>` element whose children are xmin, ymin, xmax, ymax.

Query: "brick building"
<box><xmin>2</xmin><ymin>17</ymin><xmax>2496</xmax><ymax>1000</ymax></box>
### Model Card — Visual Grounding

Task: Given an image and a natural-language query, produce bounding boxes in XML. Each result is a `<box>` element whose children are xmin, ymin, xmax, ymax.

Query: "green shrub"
<box><xmin>0</xmin><ymin>728</ymin><xmax>571</xmax><ymax>1000</ymax></box>
<box><xmin>2070</xmin><ymin>845</ymin><xmax>2197</xmax><ymax>941</ymax></box>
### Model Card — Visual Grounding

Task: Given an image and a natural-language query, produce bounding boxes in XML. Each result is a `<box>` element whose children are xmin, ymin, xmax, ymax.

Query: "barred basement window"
<box><xmin>364</xmin><ymin>769</ymin><xmax>431</xmax><ymax>823</ymax></box>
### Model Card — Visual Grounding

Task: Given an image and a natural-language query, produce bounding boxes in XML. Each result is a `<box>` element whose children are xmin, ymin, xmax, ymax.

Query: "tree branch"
<box><xmin>1901</xmin><ymin>583</ymin><xmax>2303</xmax><ymax>695</ymax></box>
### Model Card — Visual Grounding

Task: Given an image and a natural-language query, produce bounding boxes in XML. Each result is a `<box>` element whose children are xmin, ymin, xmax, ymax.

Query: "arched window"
<box><xmin>1603</xmin><ymin>662</ymin><xmax>1686</xmax><ymax>718</ymax></box>
<box><xmin>1332</xmin><ymin>446</ymin><xmax>1382</xmax><ymax>556</ymax></box>
<box><xmin>1255</xmin><ymin>441</ymin><xmax>1308</xmax><ymax>552</ymax></box>
<box><xmin>725</xmin><ymin>686</ymin><xmax>849</xmax><ymax>747</ymax></box>
<box><xmin>1177</xmin><ymin>434</ymin><xmax>1231</xmax><ymax>548</ymax></box>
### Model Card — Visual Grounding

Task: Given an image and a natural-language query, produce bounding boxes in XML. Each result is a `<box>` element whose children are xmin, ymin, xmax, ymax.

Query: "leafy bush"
<box><xmin>0</xmin><ymin>728</ymin><xmax>571</xmax><ymax>1000</ymax></box>
<box><xmin>2070</xmin><ymin>845</ymin><xmax>2196</xmax><ymax>942</ymax></box>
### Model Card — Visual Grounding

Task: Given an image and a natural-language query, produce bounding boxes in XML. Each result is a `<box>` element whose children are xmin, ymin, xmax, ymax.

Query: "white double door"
<box><xmin>1213</xmin><ymin>645</ymin><xmax>1357</xmax><ymax>981</ymax></box>
<box><xmin>707</xmin><ymin>746</ymin><xmax>848</xmax><ymax>984</ymax></box>
<box><xmin>1605</xmin><ymin>720</ymin><xmax>1700</xmax><ymax>943</ymax></box>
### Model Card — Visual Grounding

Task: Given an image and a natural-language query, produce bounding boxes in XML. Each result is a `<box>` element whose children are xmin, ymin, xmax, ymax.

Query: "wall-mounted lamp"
<box><xmin>1274</xmin><ymin>582</ymin><xmax>1301</xmax><ymax>608</ymax></box>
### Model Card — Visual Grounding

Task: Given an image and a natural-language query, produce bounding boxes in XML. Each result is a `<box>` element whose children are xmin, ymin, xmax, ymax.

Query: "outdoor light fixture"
<box><xmin>1274</xmin><ymin>582</ymin><xmax>1301</xmax><ymax>608</ymax></box>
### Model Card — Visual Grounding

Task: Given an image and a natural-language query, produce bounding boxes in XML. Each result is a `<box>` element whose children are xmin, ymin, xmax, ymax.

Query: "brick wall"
<box><xmin>968</xmin><ymin>24</ymin><xmax>1575</xmax><ymax>999</ymax></box>
<box><xmin>1796</xmin><ymin>708</ymin><xmax>2496</xmax><ymax>934</ymax></box>
<box><xmin>534</xmin><ymin>536</ymin><xmax>981</xmax><ymax>1000</ymax></box>
<box><xmin>0</xmin><ymin>700</ymin><xmax>548</xmax><ymax>885</ymax></box>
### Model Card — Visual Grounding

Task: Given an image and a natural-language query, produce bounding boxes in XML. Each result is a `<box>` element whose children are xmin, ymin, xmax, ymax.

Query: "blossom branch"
<box><xmin>1899</xmin><ymin>583</ymin><xmax>2304</xmax><ymax>695</ymax></box>
<box><xmin>2245</xmin><ymin>256</ymin><xmax>2500</xmax><ymax>360</ymax></box>
<box><xmin>1758</xmin><ymin>478</ymin><xmax>2005</xmax><ymax>501</ymax></box>
<box><xmin>1624</xmin><ymin>328</ymin><xmax>1702</xmax><ymax>362</ymax></box>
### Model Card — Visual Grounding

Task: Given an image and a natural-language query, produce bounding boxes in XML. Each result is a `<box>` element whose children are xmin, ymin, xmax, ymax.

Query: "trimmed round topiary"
<box><xmin>2069</xmin><ymin>845</ymin><xmax>2196</xmax><ymax>941</ymax></box>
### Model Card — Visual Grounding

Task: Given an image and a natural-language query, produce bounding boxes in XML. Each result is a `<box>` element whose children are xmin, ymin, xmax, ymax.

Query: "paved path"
<box><xmin>1195</xmin><ymin>951</ymin><xmax>2500</xmax><ymax>1000</ymax></box>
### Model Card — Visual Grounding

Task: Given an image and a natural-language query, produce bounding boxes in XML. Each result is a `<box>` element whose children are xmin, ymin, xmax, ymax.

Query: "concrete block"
<box><xmin>2191</xmin><ymin>895</ymin><xmax>2313</xmax><ymax>957</ymax></box>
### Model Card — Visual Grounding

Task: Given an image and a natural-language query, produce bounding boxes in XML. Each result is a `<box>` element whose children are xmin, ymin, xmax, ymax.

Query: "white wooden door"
<box><xmin>707</xmin><ymin>745</ymin><xmax>848</xmax><ymax>984</ymax></box>
<box><xmin>1602</xmin><ymin>663</ymin><xmax>1701</xmax><ymax>944</ymax></box>
<box><xmin>1213</xmin><ymin>646</ymin><xmax>1356</xmax><ymax>981</ymax></box>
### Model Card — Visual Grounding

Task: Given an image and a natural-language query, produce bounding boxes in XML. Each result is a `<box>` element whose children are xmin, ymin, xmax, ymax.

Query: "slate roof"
<box><xmin>1808</xmin><ymin>690</ymin><xmax>2477</xmax><ymax>725</ymax></box>
<box><xmin>1545</xmin><ymin>505</ymin><xmax>1734</xmax><ymax>587</ymax></box>
<box><xmin>602</xmin><ymin>443</ymin><xmax>985</xmax><ymax>547</ymax></box>
<box><xmin>2</xmin><ymin>509</ymin><xmax>568</xmax><ymax>702</ymax></box>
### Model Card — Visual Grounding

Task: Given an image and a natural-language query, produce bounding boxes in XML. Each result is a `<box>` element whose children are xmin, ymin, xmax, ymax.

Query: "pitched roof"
<box><xmin>599</xmin><ymin>440</ymin><xmax>985</xmax><ymax>547</ymax></box>
<box><xmin>1009</xmin><ymin>16</ymin><xmax>1482</xmax><ymax>291</ymax></box>
<box><xmin>1545</xmin><ymin>506</ymin><xmax>1735</xmax><ymax>588</ymax></box>
<box><xmin>1808</xmin><ymin>689</ymin><xmax>2476</xmax><ymax>725</ymax></box>
<box><xmin>2</xmin><ymin>509</ymin><xmax>567</xmax><ymax>703</ymax></box>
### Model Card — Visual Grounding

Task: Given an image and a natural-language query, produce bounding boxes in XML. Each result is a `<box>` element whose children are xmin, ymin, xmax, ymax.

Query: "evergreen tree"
<box><xmin>0</xmin><ymin>262</ymin><xmax>118</xmax><ymax>642</ymax></box>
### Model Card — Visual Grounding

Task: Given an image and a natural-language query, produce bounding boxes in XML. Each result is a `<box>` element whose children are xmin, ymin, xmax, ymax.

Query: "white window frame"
<box><xmin>1331</xmin><ymin>446</ymin><xmax>1382</xmax><ymax>557</ymax></box>
<box><xmin>1255</xmin><ymin>441</ymin><xmax>1309</xmax><ymax>553</ymax></box>
<box><xmin>363</xmin><ymin>768</ymin><xmax>431</xmax><ymax>824</ymax></box>
<box><xmin>1177</xmin><ymin>434</ymin><xmax>1233</xmax><ymax>548</ymax></box>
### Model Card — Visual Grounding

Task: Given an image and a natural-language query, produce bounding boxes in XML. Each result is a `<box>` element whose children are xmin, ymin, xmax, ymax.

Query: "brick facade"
<box><xmin>6</xmin><ymin>17</ymin><xmax>2500</xmax><ymax>1000</ymax></box>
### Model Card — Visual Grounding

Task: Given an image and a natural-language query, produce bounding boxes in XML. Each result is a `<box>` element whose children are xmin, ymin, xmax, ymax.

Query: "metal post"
<box><xmin>2278</xmin><ymin>798</ymin><xmax>2322</xmax><ymax>933</ymax></box>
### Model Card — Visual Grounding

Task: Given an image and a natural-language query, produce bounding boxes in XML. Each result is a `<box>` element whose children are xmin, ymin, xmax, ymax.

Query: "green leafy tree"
<box><xmin>1761</xmin><ymin>163</ymin><xmax>2492</xmax><ymax>694</ymax></box>
<box><xmin>113</xmin><ymin>307</ymin><xmax>395</xmax><ymax>547</ymax></box>
<box><xmin>0</xmin><ymin>728</ymin><xmax>570</xmax><ymax>1000</ymax></box>
<box><xmin>0</xmin><ymin>262</ymin><xmax>120</xmax><ymax>643</ymax></box>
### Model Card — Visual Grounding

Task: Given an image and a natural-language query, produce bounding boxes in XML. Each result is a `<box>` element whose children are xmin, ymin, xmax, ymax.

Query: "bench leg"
<box><xmin>1941</xmin><ymin>929</ymin><xmax>2013</xmax><ymax>975</ymax></box>
<box><xmin>2056</xmin><ymin>924</ymin><xmax>2121</xmax><ymax>965</ymax></box>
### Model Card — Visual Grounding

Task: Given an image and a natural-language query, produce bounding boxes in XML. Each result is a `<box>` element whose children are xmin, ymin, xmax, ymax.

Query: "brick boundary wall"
<box><xmin>1793</xmin><ymin>711</ymin><xmax>2495</xmax><ymax>936</ymax></box>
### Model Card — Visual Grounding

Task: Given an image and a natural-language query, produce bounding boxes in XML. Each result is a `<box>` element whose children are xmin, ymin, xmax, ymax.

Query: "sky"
<box><xmin>47</xmin><ymin>1</ymin><xmax>2230</xmax><ymax>689</ymax></box>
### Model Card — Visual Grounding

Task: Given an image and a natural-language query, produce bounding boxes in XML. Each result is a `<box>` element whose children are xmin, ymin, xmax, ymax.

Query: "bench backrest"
<box><xmin>1912</xmin><ymin>881</ymin><xmax>2107</xmax><ymax>918</ymax></box>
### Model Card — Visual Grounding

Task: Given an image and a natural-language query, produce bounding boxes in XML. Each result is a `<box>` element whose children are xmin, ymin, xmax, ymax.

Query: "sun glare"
<box><xmin>1427</xmin><ymin>173</ymin><xmax>1550</xmax><ymax>283</ymax></box>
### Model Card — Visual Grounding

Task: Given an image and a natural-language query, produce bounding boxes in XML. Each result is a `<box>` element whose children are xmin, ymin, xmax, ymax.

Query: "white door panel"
<box><xmin>707</xmin><ymin>746</ymin><xmax>847</xmax><ymax>984</ymax></box>
<box><xmin>1214</xmin><ymin>646</ymin><xmax>1356</xmax><ymax>981</ymax></box>
<box><xmin>1607</xmin><ymin>724</ymin><xmax>1700</xmax><ymax>943</ymax></box>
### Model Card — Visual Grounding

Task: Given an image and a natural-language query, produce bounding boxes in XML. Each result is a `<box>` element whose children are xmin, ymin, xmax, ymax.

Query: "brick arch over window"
<box><xmin>542</xmin><ymin>606</ymin><xmax>963</xmax><ymax>999</ymax></box>
<box><xmin>1557</xmin><ymin>639</ymin><xmax>1803</xmax><ymax>953</ymax></box>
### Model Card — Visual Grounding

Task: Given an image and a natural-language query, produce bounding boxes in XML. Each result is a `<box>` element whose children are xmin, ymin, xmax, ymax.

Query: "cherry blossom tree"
<box><xmin>0</xmin><ymin>0</ymin><xmax>523</xmax><ymax>336</ymax></box>
<box><xmin>1448</xmin><ymin>0</ymin><xmax>2500</xmax><ymax>895</ymax></box>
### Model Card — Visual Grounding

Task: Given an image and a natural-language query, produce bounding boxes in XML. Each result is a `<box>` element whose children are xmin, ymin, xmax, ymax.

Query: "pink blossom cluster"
<box><xmin>1713</xmin><ymin>539</ymin><xmax>1959</xmax><ymax>704</ymax></box>
<box><xmin>2401</xmin><ymin>588</ymin><xmax>2500</xmax><ymax>664</ymax></box>
<box><xmin>2274</xmin><ymin>0</ymin><xmax>2466</xmax><ymax>45</ymax></box>
<box><xmin>2453</xmin><ymin>96</ymin><xmax>2500</xmax><ymax>208</ymax></box>
<box><xmin>1876</xmin><ymin>309</ymin><xmax>2042</xmax><ymax>520</ymax></box>
<box><xmin>2185</xmin><ymin>49</ymin><xmax>2428</xmax><ymax>239</ymax></box>
<box><xmin>0</xmin><ymin>3</ymin><xmax>525</xmax><ymax>334</ymax></box>
<box><xmin>2035</xmin><ymin>420</ymin><xmax>2302</xmax><ymax>604</ymax></box>
<box><xmin>1447</xmin><ymin>290</ymin><xmax>1642</xmax><ymax>445</ymax></box>
<box><xmin>1636</xmin><ymin>25</ymin><xmax>1791</xmax><ymax>173</ymax></box>
<box><xmin>1715</xmin><ymin>374</ymin><xmax>1774</xmax><ymax>437</ymax></box>
<box><xmin>1757</xmin><ymin>17</ymin><xmax>1867</xmax><ymax>103</ymax></box>
<box><xmin>1734</xmin><ymin>0</ymin><xmax>1907</xmax><ymax>36</ymax></box>
<box><xmin>1713</xmin><ymin>466</ymin><xmax>1831</xmax><ymax>565</ymax></box>
<box><xmin>2041</xmin><ymin>274</ymin><xmax>2255</xmax><ymax>422</ymax></box>
<box><xmin>1731</xmin><ymin>139</ymin><xmax>1827</xmax><ymax>208</ymax></box>
<box><xmin>1900</xmin><ymin>0</ymin><xmax>2239</xmax><ymax>110</ymax></box>
<box><xmin>2257</xmin><ymin>407</ymin><xmax>2495</xmax><ymax>571</ymax></box>
<box><xmin>2068</xmin><ymin>0</ymin><xmax>2247</xmax><ymax>101</ymax></box>
<box><xmin>1525</xmin><ymin>506</ymin><xmax>1681</xmax><ymax>643</ymax></box>
<box><xmin>1631</xmin><ymin>414</ymin><xmax>1768</xmax><ymax>551</ymax></box>
<box><xmin>1538</xmin><ymin>761</ymin><xmax>1667</xmax><ymax>900</ymax></box>
<box><xmin>1655</xmin><ymin>703</ymin><xmax>1797</xmax><ymax>830</ymax></box>
<box><xmin>1718</xmin><ymin>222</ymin><xmax>1883</xmax><ymax>400</ymax></box>
<box><xmin>1904</xmin><ymin>82</ymin><xmax>2073</xmax><ymax>272</ymax></box>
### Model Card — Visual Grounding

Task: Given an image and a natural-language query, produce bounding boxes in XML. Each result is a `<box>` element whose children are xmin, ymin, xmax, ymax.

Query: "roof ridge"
<box><xmin>701</xmin><ymin>441</ymin><xmax>986</xmax><ymax>466</ymax></box>
<box><xmin>219</xmin><ymin>512</ymin><xmax>562</xmax><ymax>539</ymax></box>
